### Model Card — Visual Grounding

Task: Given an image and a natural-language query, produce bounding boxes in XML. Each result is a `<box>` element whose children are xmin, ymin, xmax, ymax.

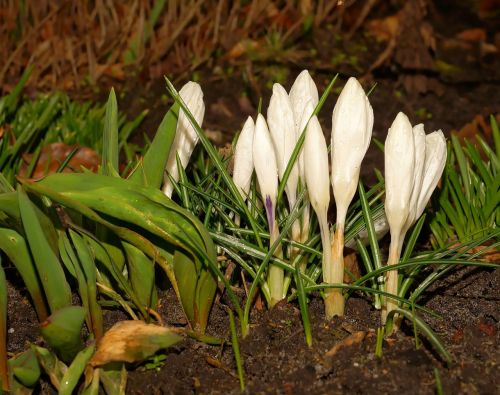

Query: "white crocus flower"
<box><xmin>267</xmin><ymin>83</ymin><xmax>302</xmax><ymax>277</ymax></box>
<box><xmin>253</xmin><ymin>114</ymin><xmax>283</xmax><ymax>306</ymax></box>
<box><xmin>290</xmin><ymin>72</ymin><xmax>318</xmax><ymax>250</ymax></box>
<box><xmin>163</xmin><ymin>82</ymin><xmax>205</xmax><ymax>197</ymax></box>
<box><xmin>303</xmin><ymin>114</ymin><xmax>331</xmax><ymax>282</ymax></box>
<box><xmin>289</xmin><ymin>70</ymin><xmax>319</xmax><ymax>182</ymax></box>
<box><xmin>383</xmin><ymin>114</ymin><xmax>447</xmax><ymax>324</ymax></box>
<box><xmin>327</xmin><ymin>77</ymin><xmax>373</xmax><ymax>318</ymax></box>
<box><xmin>267</xmin><ymin>83</ymin><xmax>299</xmax><ymax>213</ymax></box>
<box><xmin>233</xmin><ymin>117</ymin><xmax>255</xmax><ymax>200</ymax></box>
<box><xmin>296</xmin><ymin>100</ymin><xmax>316</xmax><ymax>245</ymax></box>
<box><xmin>383</xmin><ymin>112</ymin><xmax>415</xmax><ymax>322</ymax></box>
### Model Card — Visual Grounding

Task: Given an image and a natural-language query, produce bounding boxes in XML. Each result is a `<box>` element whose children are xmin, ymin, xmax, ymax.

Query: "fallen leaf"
<box><xmin>343</xmin><ymin>249</ymin><xmax>361</xmax><ymax>283</ymax></box>
<box><xmin>18</xmin><ymin>143</ymin><xmax>100</xmax><ymax>180</ymax></box>
<box><xmin>366</xmin><ymin>14</ymin><xmax>400</xmax><ymax>42</ymax></box>
<box><xmin>325</xmin><ymin>331</ymin><xmax>366</xmax><ymax>357</ymax></box>
<box><xmin>456</xmin><ymin>28</ymin><xmax>487</xmax><ymax>43</ymax></box>
<box><xmin>89</xmin><ymin>320</ymin><xmax>183</xmax><ymax>367</ymax></box>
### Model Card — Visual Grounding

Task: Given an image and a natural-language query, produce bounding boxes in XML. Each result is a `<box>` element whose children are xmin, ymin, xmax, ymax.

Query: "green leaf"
<box><xmin>173</xmin><ymin>250</ymin><xmax>197</xmax><ymax>327</ymax></box>
<box><xmin>17</xmin><ymin>186</ymin><xmax>71</xmax><ymax>313</ymax></box>
<box><xmin>9</xmin><ymin>349</ymin><xmax>41</xmax><ymax>388</ymax></box>
<box><xmin>40</xmin><ymin>306</ymin><xmax>85</xmax><ymax>364</ymax></box>
<box><xmin>128</xmin><ymin>103</ymin><xmax>179</xmax><ymax>188</ymax></box>
<box><xmin>0</xmin><ymin>258</ymin><xmax>7</xmax><ymax>392</ymax></box>
<box><xmin>59</xmin><ymin>344</ymin><xmax>95</xmax><ymax>395</ymax></box>
<box><xmin>123</xmin><ymin>242</ymin><xmax>158</xmax><ymax>311</ymax></box>
<box><xmin>0</xmin><ymin>228</ymin><xmax>48</xmax><ymax>320</ymax></box>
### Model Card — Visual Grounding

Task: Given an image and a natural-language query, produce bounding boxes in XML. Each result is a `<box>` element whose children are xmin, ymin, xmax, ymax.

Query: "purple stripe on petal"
<box><xmin>265</xmin><ymin>195</ymin><xmax>274</xmax><ymax>231</ymax></box>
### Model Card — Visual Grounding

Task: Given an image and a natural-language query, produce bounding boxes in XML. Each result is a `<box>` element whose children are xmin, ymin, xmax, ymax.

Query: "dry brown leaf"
<box><xmin>454</xmin><ymin>114</ymin><xmax>492</xmax><ymax>142</ymax></box>
<box><xmin>456</xmin><ymin>28</ymin><xmax>487</xmax><ymax>43</ymax></box>
<box><xmin>366</xmin><ymin>14</ymin><xmax>400</xmax><ymax>42</ymax></box>
<box><xmin>325</xmin><ymin>331</ymin><xmax>366</xmax><ymax>358</ymax></box>
<box><xmin>448</xmin><ymin>242</ymin><xmax>500</xmax><ymax>263</ymax></box>
<box><xmin>89</xmin><ymin>320</ymin><xmax>183</xmax><ymax>367</ymax></box>
<box><xmin>343</xmin><ymin>250</ymin><xmax>361</xmax><ymax>283</ymax></box>
<box><xmin>18</xmin><ymin>143</ymin><xmax>100</xmax><ymax>180</ymax></box>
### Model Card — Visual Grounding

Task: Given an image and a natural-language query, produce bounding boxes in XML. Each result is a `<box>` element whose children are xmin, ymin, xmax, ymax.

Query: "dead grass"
<box><xmin>0</xmin><ymin>0</ymin><xmax>346</xmax><ymax>94</ymax></box>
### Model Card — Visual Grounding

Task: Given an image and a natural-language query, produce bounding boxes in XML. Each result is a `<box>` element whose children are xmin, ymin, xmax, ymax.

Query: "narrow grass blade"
<box><xmin>102</xmin><ymin>88</ymin><xmax>119</xmax><ymax>176</ymax></box>
<box><xmin>227</xmin><ymin>309</ymin><xmax>245</xmax><ymax>391</ymax></box>
<box><xmin>389</xmin><ymin>308</ymin><xmax>452</xmax><ymax>364</ymax></box>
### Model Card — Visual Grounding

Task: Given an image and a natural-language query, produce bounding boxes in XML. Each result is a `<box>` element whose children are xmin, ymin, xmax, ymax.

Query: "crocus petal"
<box><xmin>331</xmin><ymin>77</ymin><xmax>374</xmax><ymax>225</ymax></box>
<box><xmin>384</xmin><ymin>112</ymin><xmax>415</xmax><ymax>236</ymax></box>
<box><xmin>405</xmin><ymin>124</ymin><xmax>426</xmax><ymax>229</ymax></box>
<box><xmin>163</xmin><ymin>81</ymin><xmax>205</xmax><ymax>197</ymax></box>
<box><xmin>297</xmin><ymin>100</ymin><xmax>316</xmax><ymax>182</ymax></box>
<box><xmin>233</xmin><ymin>117</ymin><xmax>255</xmax><ymax>200</ymax></box>
<box><xmin>289</xmin><ymin>70</ymin><xmax>319</xmax><ymax>133</ymax></box>
<box><xmin>267</xmin><ymin>83</ymin><xmax>299</xmax><ymax>208</ymax></box>
<box><xmin>415</xmin><ymin>130</ymin><xmax>447</xmax><ymax>219</ymax></box>
<box><xmin>304</xmin><ymin>115</ymin><xmax>330</xmax><ymax>214</ymax></box>
<box><xmin>253</xmin><ymin>114</ymin><xmax>278</xmax><ymax>218</ymax></box>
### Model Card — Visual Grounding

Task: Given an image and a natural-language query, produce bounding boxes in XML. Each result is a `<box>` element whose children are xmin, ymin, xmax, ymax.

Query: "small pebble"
<box><xmin>8</xmin><ymin>328</ymin><xmax>14</xmax><ymax>334</ymax></box>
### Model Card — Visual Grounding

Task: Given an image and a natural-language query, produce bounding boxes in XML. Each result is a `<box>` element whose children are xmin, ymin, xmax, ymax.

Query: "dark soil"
<box><xmin>5</xmin><ymin>267</ymin><xmax>499</xmax><ymax>394</ymax></box>
<box><xmin>122</xmin><ymin>267</ymin><xmax>500</xmax><ymax>395</ymax></box>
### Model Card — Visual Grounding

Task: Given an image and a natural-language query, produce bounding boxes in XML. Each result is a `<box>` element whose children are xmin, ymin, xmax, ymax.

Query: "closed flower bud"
<box><xmin>163</xmin><ymin>81</ymin><xmax>205</xmax><ymax>197</ymax></box>
<box><xmin>384</xmin><ymin>112</ymin><xmax>415</xmax><ymax>238</ymax></box>
<box><xmin>253</xmin><ymin>114</ymin><xmax>278</xmax><ymax>227</ymax></box>
<box><xmin>267</xmin><ymin>83</ymin><xmax>299</xmax><ymax>209</ymax></box>
<box><xmin>233</xmin><ymin>117</ymin><xmax>255</xmax><ymax>200</ymax></box>
<box><xmin>304</xmin><ymin>115</ymin><xmax>330</xmax><ymax>216</ymax></box>
<box><xmin>331</xmin><ymin>77</ymin><xmax>373</xmax><ymax>226</ymax></box>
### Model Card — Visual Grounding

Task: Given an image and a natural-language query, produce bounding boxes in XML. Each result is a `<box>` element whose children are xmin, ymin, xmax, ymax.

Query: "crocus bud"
<box><xmin>163</xmin><ymin>81</ymin><xmax>205</xmax><ymax>197</ymax></box>
<box><xmin>267</xmin><ymin>83</ymin><xmax>299</xmax><ymax>209</ymax></box>
<box><xmin>304</xmin><ymin>114</ymin><xmax>332</xmax><ymax>280</ymax></box>
<box><xmin>253</xmin><ymin>114</ymin><xmax>278</xmax><ymax>228</ymax></box>
<box><xmin>384</xmin><ymin>112</ymin><xmax>415</xmax><ymax>239</ymax></box>
<box><xmin>233</xmin><ymin>117</ymin><xmax>255</xmax><ymax>200</ymax></box>
<box><xmin>304</xmin><ymin>115</ymin><xmax>330</xmax><ymax>219</ymax></box>
<box><xmin>331</xmin><ymin>77</ymin><xmax>373</xmax><ymax>226</ymax></box>
<box><xmin>415</xmin><ymin>130</ymin><xmax>447</xmax><ymax>219</ymax></box>
<box><xmin>290</xmin><ymin>71</ymin><xmax>318</xmax><ymax>184</ymax></box>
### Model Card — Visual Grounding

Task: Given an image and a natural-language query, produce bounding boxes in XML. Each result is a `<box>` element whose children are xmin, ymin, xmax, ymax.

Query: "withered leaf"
<box><xmin>89</xmin><ymin>321</ymin><xmax>183</xmax><ymax>367</ymax></box>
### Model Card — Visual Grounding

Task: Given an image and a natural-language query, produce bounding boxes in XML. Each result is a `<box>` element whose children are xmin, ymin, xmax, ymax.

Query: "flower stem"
<box><xmin>325</xmin><ymin>223</ymin><xmax>345</xmax><ymax>318</ymax></box>
<box><xmin>381</xmin><ymin>236</ymin><xmax>402</xmax><ymax>325</ymax></box>
<box><xmin>267</xmin><ymin>221</ymin><xmax>283</xmax><ymax>307</ymax></box>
